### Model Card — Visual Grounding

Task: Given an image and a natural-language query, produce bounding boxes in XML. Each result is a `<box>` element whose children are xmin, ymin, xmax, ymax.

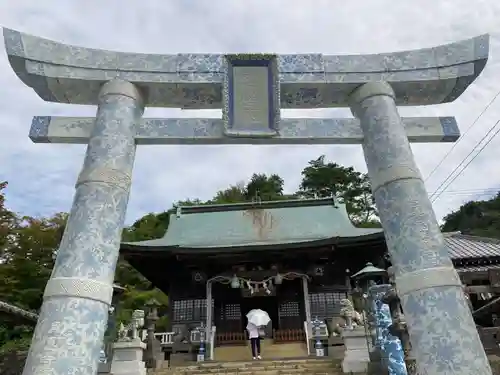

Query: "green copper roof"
<box><xmin>121</xmin><ymin>198</ymin><xmax>384</xmax><ymax>251</ymax></box>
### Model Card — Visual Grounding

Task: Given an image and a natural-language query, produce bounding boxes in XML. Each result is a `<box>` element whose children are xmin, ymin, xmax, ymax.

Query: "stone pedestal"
<box><xmin>341</xmin><ymin>328</ymin><xmax>370</xmax><ymax>373</ymax></box>
<box><xmin>110</xmin><ymin>339</ymin><xmax>147</xmax><ymax>375</ymax></box>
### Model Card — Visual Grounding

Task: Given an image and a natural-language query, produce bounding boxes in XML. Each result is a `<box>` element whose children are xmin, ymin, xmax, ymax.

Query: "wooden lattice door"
<box><xmin>215</xmin><ymin>302</ymin><xmax>242</xmax><ymax>333</ymax></box>
<box><xmin>278</xmin><ymin>300</ymin><xmax>302</xmax><ymax>330</ymax></box>
<box><xmin>309</xmin><ymin>290</ymin><xmax>348</xmax><ymax>320</ymax></box>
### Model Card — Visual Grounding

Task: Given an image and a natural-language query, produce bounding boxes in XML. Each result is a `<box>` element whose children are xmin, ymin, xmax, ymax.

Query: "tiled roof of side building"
<box><xmin>444</xmin><ymin>232</ymin><xmax>500</xmax><ymax>259</ymax></box>
<box><xmin>456</xmin><ymin>264</ymin><xmax>500</xmax><ymax>274</ymax></box>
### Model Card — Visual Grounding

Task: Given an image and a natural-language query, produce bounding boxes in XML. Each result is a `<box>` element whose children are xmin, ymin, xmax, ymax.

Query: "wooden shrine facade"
<box><xmin>160</xmin><ymin>276</ymin><xmax>353</xmax><ymax>345</ymax></box>
<box><xmin>120</xmin><ymin>199</ymin><xmax>500</xmax><ymax>349</ymax></box>
<box><xmin>120</xmin><ymin>199</ymin><xmax>388</xmax><ymax>344</ymax></box>
<box><xmin>155</xmin><ymin>252</ymin><xmax>375</xmax><ymax>345</ymax></box>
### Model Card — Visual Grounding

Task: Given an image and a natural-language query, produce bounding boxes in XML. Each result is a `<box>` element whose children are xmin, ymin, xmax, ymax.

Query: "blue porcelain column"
<box><xmin>23</xmin><ymin>79</ymin><xmax>143</xmax><ymax>375</ymax></box>
<box><xmin>349</xmin><ymin>82</ymin><xmax>492</xmax><ymax>375</ymax></box>
<box><xmin>369</xmin><ymin>284</ymin><xmax>407</xmax><ymax>375</ymax></box>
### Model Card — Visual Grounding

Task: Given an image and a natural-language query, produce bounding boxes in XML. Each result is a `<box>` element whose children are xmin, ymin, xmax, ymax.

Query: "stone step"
<box><xmin>162</xmin><ymin>364</ymin><xmax>341</xmax><ymax>374</ymax></box>
<box><xmin>156</xmin><ymin>358</ymin><xmax>342</xmax><ymax>375</ymax></box>
<box><xmin>158</xmin><ymin>372</ymin><xmax>336</xmax><ymax>375</ymax></box>
<box><xmin>180</xmin><ymin>358</ymin><xmax>338</xmax><ymax>368</ymax></box>
<box><xmin>157</xmin><ymin>370</ymin><xmax>339</xmax><ymax>375</ymax></box>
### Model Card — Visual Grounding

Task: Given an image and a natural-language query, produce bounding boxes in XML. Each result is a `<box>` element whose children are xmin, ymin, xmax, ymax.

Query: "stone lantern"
<box><xmin>337</xmin><ymin>262</ymin><xmax>388</xmax><ymax>374</ymax></box>
<box><xmin>350</xmin><ymin>263</ymin><xmax>387</xmax><ymax>364</ymax></box>
<box><xmin>352</xmin><ymin>263</ymin><xmax>387</xmax><ymax>288</ymax></box>
<box><xmin>350</xmin><ymin>263</ymin><xmax>387</xmax><ymax>313</ymax></box>
<box><xmin>144</xmin><ymin>298</ymin><xmax>163</xmax><ymax>369</ymax></box>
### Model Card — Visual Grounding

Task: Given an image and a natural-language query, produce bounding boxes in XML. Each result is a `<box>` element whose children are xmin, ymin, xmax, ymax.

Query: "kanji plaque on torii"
<box><xmin>3</xmin><ymin>27</ymin><xmax>493</xmax><ymax>375</ymax></box>
<box><xmin>223</xmin><ymin>54</ymin><xmax>280</xmax><ymax>137</ymax></box>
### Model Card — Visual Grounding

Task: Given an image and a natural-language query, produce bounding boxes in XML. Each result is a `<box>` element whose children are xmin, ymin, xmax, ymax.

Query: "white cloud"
<box><xmin>0</xmin><ymin>0</ymin><xmax>499</xmax><ymax>224</ymax></box>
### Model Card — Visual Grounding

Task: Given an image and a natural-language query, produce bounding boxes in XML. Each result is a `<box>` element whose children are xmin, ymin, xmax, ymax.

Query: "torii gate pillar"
<box><xmin>3</xmin><ymin>28</ymin><xmax>491</xmax><ymax>375</ymax></box>
<box><xmin>350</xmin><ymin>81</ymin><xmax>491</xmax><ymax>375</ymax></box>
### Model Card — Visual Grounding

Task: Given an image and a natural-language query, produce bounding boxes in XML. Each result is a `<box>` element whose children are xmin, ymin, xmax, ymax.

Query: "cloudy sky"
<box><xmin>0</xmin><ymin>0</ymin><xmax>499</xmax><ymax>225</ymax></box>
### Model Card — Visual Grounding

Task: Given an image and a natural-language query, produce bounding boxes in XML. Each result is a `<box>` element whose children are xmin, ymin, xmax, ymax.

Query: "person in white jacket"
<box><xmin>246</xmin><ymin>323</ymin><xmax>262</xmax><ymax>360</ymax></box>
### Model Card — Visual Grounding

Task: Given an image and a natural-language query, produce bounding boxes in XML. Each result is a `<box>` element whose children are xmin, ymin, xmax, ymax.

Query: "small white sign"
<box><xmin>316</xmin><ymin>348</ymin><xmax>325</xmax><ymax>357</ymax></box>
<box><xmin>197</xmin><ymin>354</ymin><xmax>205</xmax><ymax>362</ymax></box>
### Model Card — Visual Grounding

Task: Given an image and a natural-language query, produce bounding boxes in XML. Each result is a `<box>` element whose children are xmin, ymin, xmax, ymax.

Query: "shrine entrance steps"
<box><xmin>214</xmin><ymin>341</ymin><xmax>308</xmax><ymax>362</ymax></box>
<box><xmin>155</xmin><ymin>358</ymin><xmax>344</xmax><ymax>375</ymax></box>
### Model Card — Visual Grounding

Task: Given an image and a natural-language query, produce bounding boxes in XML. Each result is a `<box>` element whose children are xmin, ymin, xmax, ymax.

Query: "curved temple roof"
<box><xmin>4</xmin><ymin>28</ymin><xmax>489</xmax><ymax>108</ymax></box>
<box><xmin>121</xmin><ymin>198</ymin><xmax>384</xmax><ymax>252</ymax></box>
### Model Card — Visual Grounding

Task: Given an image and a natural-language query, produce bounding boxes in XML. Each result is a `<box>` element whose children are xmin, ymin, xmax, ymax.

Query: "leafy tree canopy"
<box><xmin>441</xmin><ymin>193</ymin><xmax>500</xmax><ymax>238</ymax></box>
<box><xmin>298</xmin><ymin>156</ymin><xmax>377</xmax><ymax>224</ymax></box>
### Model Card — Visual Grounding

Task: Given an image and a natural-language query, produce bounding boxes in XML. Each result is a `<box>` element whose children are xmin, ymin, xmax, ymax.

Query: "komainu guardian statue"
<box><xmin>117</xmin><ymin>309</ymin><xmax>145</xmax><ymax>341</ymax></box>
<box><xmin>328</xmin><ymin>299</ymin><xmax>365</xmax><ymax>336</ymax></box>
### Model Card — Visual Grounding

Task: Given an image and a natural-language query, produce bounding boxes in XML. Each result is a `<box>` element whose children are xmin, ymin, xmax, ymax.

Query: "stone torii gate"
<box><xmin>4</xmin><ymin>28</ymin><xmax>491</xmax><ymax>375</ymax></box>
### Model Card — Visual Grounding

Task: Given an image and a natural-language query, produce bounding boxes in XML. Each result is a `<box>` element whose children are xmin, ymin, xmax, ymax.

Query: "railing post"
<box><xmin>205</xmin><ymin>280</ymin><xmax>213</xmax><ymax>355</ymax></box>
<box><xmin>209</xmin><ymin>326</ymin><xmax>216</xmax><ymax>361</ymax></box>
<box><xmin>302</xmin><ymin>277</ymin><xmax>312</xmax><ymax>330</ymax></box>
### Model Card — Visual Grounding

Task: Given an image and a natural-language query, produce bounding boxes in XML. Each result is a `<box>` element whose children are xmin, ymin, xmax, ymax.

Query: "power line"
<box><xmin>424</xmin><ymin>90</ymin><xmax>500</xmax><ymax>183</ymax></box>
<box><xmin>430</xmin><ymin>122</ymin><xmax>500</xmax><ymax>203</ymax></box>
<box><xmin>429</xmin><ymin>117</ymin><xmax>500</xmax><ymax>201</ymax></box>
<box><xmin>430</xmin><ymin>119</ymin><xmax>500</xmax><ymax>203</ymax></box>
<box><xmin>429</xmin><ymin>187</ymin><xmax>498</xmax><ymax>198</ymax></box>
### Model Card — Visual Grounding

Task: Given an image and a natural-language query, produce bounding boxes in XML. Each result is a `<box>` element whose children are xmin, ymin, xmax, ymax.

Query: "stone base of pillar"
<box><xmin>97</xmin><ymin>362</ymin><xmax>111</xmax><ymax>374</ymax></box>
<box><xmin>110</xmin><ymin>339</ymin><xmax>147</xmax><ymax>375</ymax></box>
<box><xmin>405</xmin><ymin>359</ymin><xmax>418</xmax><ymax>375</ymax></box>
<box><xmin>341</xmin><ymin>327</ymin><xmax>370</xmax><ymax>373</ymax></box>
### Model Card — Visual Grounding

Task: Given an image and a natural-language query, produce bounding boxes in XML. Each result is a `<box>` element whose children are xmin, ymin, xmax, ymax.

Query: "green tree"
<box><xmin>122</xmin><ymin>212</ymin><xmax>170</xmax><ymax>242</ymax></box>
<box><xmin>0</xmin><ymin>190</ymin><xmax>66</xmax><ymax>358</ymax></box>
<box><xmin>210</xmin><ymin>183</ymin><xmax>246</xmax><ymax>204</ymax></box>
<box><xmin>441</xmin><ymin>193</ymin><xmax>500</xmax><ymax>238</ymax></box>
<box><xmin>297</xmin><ymin>156</ymin><xmax>377</xmax><ymax>224</ymax></box>
<box><xmin>244</xmin><ymin>173</ymin><xmax>286</xmax><ymax>201</ymax></box>
<box><xmin>0</xmin><ymin>182</ymin><xmax>18</xmax><ymax>260</ymax></box>
<box><xmin>0</xmin><ymin>213</ymin><xmax>66</xmax><ymax>310</ymax></box>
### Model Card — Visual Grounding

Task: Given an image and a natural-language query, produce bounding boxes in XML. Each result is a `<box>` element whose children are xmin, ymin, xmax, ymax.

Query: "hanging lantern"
<box><xmin>274</xmin><ymin>273</ymin><xmax>283</xmax><ymax>285</ymax></box>
<box><xmin>230</xmin><ymin>275</ymin><xmax>240</xmax><ymax>289</ymax></box>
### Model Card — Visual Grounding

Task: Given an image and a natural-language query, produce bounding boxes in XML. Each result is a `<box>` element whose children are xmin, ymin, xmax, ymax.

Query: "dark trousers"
<box><xmin>250</xmin><ymin>337</ymin><xmax>261</xmax><ymax>357</ymax></box>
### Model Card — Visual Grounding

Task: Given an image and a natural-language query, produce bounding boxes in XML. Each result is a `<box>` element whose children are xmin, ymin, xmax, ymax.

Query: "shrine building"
<box><xmin>120</xmin><ymin>197</ymin><xmax>500</xmax><ymax>346</ymax></box>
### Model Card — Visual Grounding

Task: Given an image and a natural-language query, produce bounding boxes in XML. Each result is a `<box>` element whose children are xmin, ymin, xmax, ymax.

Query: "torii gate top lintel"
<box><xmin>4</xmin><ymin>28</ymin><xmax>489</xmax><ymax>109</ymax></box>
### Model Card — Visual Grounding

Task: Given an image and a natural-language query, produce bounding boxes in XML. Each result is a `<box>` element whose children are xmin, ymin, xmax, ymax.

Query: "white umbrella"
<box><xmin>246</xmin><ymin>309</ymin><xmax>271</xmax><ymax>327</ymax></box>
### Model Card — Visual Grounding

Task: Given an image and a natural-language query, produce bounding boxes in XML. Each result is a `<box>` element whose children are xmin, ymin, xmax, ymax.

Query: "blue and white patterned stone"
<box><xmin>22</xmin><ymin>80</ymin><xmax>143</xmax><ymax>375</ymax></box>
<box><xmin>369</xmin><ymin>285</ymin><xmax>407</xmax><ymax>375</ymax></box>
<box><xmin>3</xmin><ymin>28</ymin><xmax>488</xmax><ymax>108</ymax></box>
<box><xmin>29</xmin><ymin>116</ymin><xmax>459</xmax><ymax>145</ymax></box>
<box><xmin>351</xmin><ymin>82</ymin><xmax>492</xmax><ymax>375</ymax></box>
